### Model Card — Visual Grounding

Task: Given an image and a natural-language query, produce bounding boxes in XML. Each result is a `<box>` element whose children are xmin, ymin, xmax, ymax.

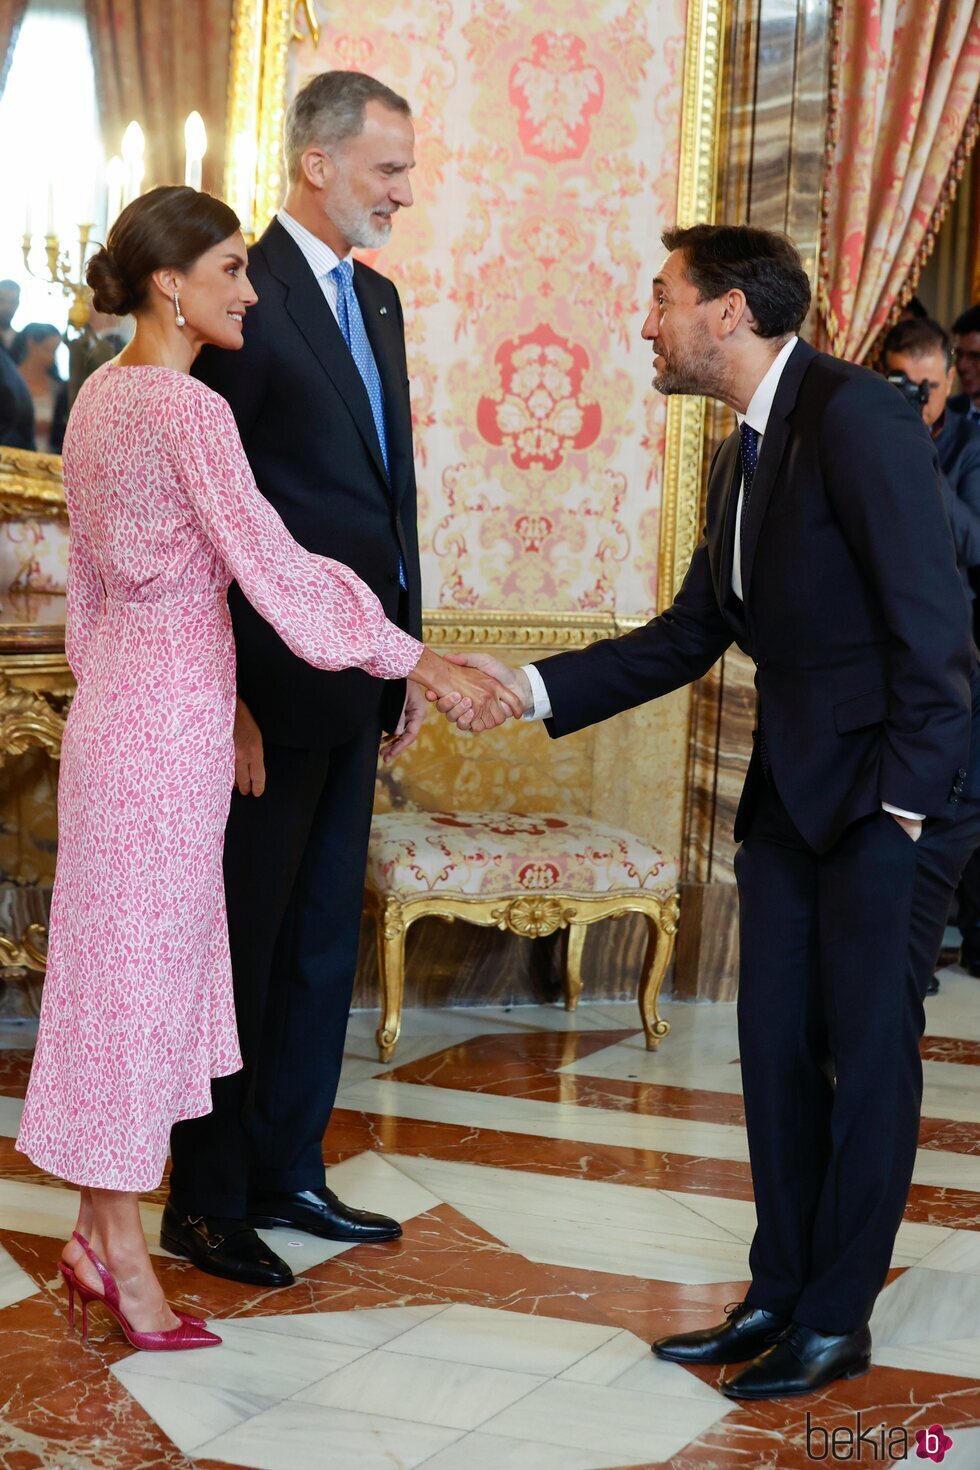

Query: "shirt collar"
<box><xmin>277</xmin><ymin>208</ymin><xmax>351</xmax><ymax>280</ymax></box>
<box><xmin>736</xmin><ymin>336</ymin><xmax>799</xmax><ymax>436</ymax></box>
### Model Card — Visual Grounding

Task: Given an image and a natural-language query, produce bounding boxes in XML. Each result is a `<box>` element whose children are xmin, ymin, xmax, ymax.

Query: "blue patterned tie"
<box><xmin>739</xmin><ymin>421</ymin><xmax>770</xmax><ymax>778</ymax></box>
<box><xmin>739</xmin><ymin>422</ymin><xmax>760</xmax><ymax>545</ymax></box>
<box><xmin>330</xmin><ymin>259</ymin><xmax>407</xmax><ymax>591</ymax></box>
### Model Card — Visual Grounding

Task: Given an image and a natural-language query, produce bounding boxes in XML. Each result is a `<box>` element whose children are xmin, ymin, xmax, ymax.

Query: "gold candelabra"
<box><xmin>22</xmin><ymin>224</ymin><xmax>99</xmax><ymax>335</ymax></box>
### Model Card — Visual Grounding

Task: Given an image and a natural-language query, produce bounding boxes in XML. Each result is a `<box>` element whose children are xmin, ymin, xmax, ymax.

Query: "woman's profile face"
<box><xmin>29</xmin><ymin>333</ymin><xmax>60</xmax><ymax>371</ymax></box>
<box><xmin>176</xmin><ymin>232</ymin><xmax>258</xmax><ymax>350</ymax></box>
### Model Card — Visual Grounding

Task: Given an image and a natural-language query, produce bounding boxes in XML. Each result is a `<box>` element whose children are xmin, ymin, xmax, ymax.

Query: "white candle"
<box><xmin>46</xmin><ymin>179</ymin><xmax>55</xmax><ymax>236</ymax></box>
<box><xmin>106</xmin><ymin>155</ymin><xmax>125</xmax><ymax>226</ymax></box>
<box><xmin>121</xmin><ymin>121</ymin><xmax>145</xmax><ymax>205</ymax></box>
<box><xmin>233</xmin><ymin>132</ymin><xmax>257</xmax><ymax>234</ymax></box>
<box><xmin>184</xmin><ymin>111</ymin><xmax>207</xmax><ymax>191</ymax></box>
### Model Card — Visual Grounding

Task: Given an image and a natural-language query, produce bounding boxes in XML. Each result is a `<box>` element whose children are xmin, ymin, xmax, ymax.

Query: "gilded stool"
<box><xmin>365</xmin><ymin>810</ymin><xmax>680</xmax><ymax>1062</ymax></box>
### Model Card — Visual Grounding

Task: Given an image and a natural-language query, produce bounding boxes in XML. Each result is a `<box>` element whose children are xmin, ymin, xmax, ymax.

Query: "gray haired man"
<box><xmin>165</xmin><ymin>72</ymin><xmax>424</xmax><ymax>1286</ymax></box>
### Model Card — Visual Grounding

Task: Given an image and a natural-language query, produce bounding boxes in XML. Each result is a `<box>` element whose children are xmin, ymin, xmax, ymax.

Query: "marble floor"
<box><xmin>0</xmin><ymin>968</ymin><xmax>979</xmax><ymax>1469</ymax></box>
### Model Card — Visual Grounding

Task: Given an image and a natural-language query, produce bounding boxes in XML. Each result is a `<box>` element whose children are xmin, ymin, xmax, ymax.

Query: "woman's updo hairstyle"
<box><xmin>86</xmin><ymin>185</ymin><xmax>241</xmax><ymax>317</ymax></box>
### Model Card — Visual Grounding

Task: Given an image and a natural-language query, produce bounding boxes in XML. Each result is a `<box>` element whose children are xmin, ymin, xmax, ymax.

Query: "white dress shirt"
<box><xmin>277</xmin><ymin>209</ymin><xmax>351</xmax><ymax>319</ymax></box>
<box><xmin>522</xmin><ymin>340</ymin><xmax>923</xmax><ymax>822</ymax></box>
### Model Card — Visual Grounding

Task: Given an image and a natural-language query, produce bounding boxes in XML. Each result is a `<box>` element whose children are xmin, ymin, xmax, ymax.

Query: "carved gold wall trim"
<box><xmin>0</xmin><ymin>673</ymin><xmax>68</xmax><ymax>767</ymax></box>
<box><xmin>225</xmin><ymin>0</ymin><xmax>294</xmax><ymax>229</ymax></box>
<box><xmin>0</xmin><ymin>446</ymin><xmax>66</xmax><ymax>518</ymax></box>
<box><xmin>422</xmin><ymin>609</ymin><xmax>644</xmax><ymax>647</ymax></box>
<box><xmin>657</xmin><ymin>0</ymin><xmax>729</xmax><ymax>613</ymax></box>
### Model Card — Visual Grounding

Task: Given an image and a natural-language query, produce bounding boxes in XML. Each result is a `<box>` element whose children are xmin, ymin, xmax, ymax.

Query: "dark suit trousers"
<box><xmin>168</xmin><ymin>724</ymin><xmax>380</xmax><ymax>1216</ymax></box>
<box><xmin>736</xmin><ymin>781</ymin><xmax>980</xmax><ymax>1334</ymax></box>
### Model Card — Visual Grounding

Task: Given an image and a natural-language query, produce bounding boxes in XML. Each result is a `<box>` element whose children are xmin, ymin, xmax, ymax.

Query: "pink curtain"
<box><xmin>817</xmin><ymin>0</ymin><xmax>980</xmax><ymax>362</ymax></box>
<box><xmin>85</xmin><ymin>0</ymin><xmax>234</xmax><ymax>193</ymax></box>
<box><xmin>0</xmin><ymin>0</ymin><xmax>28</xmax><ymax>97</ymax></box>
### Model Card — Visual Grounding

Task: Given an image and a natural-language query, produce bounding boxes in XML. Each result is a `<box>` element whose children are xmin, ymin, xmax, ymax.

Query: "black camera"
<box><xmin>886</xmin><ymin>370</ymin><xmax>930</xmax><ymax>412</ymax></box>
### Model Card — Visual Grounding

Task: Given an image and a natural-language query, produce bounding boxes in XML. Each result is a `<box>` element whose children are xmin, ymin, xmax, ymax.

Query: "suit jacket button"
<box><xmin>958</xmin><ymin>768</ymin><xmax>967</xmax><ymax>778</ymax></box>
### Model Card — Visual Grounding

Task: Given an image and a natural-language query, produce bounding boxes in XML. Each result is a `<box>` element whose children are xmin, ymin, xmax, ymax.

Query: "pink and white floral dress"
<box><xmin>16</xmin><ymin>364</ymin><xmax>421</xmax><ymax>1191</ymax></box>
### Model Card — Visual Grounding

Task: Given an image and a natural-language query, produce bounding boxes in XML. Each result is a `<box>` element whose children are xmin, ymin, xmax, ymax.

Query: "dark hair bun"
<box><xmin>86</xmin><ymin>186</ymin><xmax>241</xmax><ymax>320</ymax></box>
<box><xmin>87</xmin><ymin>247</ymin><xmax>136</xmax><ymax>316</ymax></box>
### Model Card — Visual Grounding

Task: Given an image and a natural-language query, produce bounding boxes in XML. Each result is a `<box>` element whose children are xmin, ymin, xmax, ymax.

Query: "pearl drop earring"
<box><xmin>173</xmin><ymin>291</ymin><xmax>186</xmax><ymax>328</ymax></box>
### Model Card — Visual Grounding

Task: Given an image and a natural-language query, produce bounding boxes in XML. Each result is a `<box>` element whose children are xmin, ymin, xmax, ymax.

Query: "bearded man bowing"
<box><xmin>435</xmin><ymin>225</ymin><xmax>980</xmax><ymax>1398</ymax></box>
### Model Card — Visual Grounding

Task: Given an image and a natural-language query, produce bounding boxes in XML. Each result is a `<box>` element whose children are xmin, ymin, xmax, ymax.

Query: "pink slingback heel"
<box><xmin>59</xmin><ymin>1232</ymin><xmax>220</xmax><ymax>1350</ymax></box>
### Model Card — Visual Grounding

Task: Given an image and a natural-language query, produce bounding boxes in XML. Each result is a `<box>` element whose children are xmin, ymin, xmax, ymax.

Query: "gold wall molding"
<box><xmin>0</xmin><ymin>447</ymin><xmax>66</xmax><ymax>519</ymax></box>
<box><xmin>657</xmin><ymin>0</ymin><xmax>730</xmax><ymax>613</ymax></box>
<box><xmin>225</xmin><ymin>0</ymin><xmax>294</xmax><ymax>229</ymax></box>
<box><xmin>422</xmin><ymin>609</ymin><xmax>643</xmax><ymax>648</ymax></box>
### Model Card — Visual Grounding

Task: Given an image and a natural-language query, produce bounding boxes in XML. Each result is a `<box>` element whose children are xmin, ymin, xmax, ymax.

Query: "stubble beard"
<box><xmin>654</xmin><ymin>318</ymin><xmax>732</xmax><ymax>401</ymax></box>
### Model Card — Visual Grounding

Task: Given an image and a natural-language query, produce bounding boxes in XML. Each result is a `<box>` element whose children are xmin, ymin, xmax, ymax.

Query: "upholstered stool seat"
<box><xmin>365</xmin><ymin>810</ymin><xmax>680</xmax><ymax>1061</ymax></box>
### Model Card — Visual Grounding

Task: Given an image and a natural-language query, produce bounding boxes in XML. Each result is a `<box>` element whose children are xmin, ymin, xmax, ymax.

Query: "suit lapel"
<box><xmin>355</xmin><ymin>265</ymin><xmax>413</xmax><ymax>505</ymax></box>
<box><xmin>710</xmin><ymin>431</ymin><xmax>743</xmax><ymax>610</ymax></box>
<box><xmin>259</xmin><ymin>221</ymin><xmax>390</xmax><ymax>491</ymax></box>
<box><xmin>738</xmin><ymin>338</ymin><xmax>816</xmax><ymax>604</ymax></box>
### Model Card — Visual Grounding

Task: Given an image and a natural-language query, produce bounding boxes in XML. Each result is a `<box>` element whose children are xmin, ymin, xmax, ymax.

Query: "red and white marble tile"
<box><xmin>0</xmin><ymin>977</ymin><xmax>976</xmax><ymax>1467</ymax></box>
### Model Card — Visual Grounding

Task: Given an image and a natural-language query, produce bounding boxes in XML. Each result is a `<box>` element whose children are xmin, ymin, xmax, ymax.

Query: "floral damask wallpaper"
<box><xmin>294</xmin><ymin>0</ymin><xmax>688</xmax><ymax>616</ymax></box>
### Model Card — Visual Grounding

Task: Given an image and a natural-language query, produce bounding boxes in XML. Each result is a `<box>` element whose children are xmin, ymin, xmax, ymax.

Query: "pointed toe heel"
<box><xmin>61</xmin><ymin>1232</ymin><xmax>222</xmax><ymax>1351</ymax></box>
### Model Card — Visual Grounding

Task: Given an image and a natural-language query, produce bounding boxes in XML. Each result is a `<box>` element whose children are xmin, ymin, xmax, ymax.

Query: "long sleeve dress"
<box><xmin>15</xmin><ymin>364</ymin><xmax>422</xmax><ymax>1191</ymax></box>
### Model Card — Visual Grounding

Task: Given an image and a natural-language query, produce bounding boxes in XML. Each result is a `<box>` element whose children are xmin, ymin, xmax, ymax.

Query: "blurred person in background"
<box><xmin>68</xmin><ymin>304</ymin><xmax>127</xmax><ymax>408</ymax></box>
<box><xmin>950</xmin><ymin>304</ymin><xmax>980</xmax><ymax>426</ymax></box>
<box><xmin>884</xmin><ymin>316</ymin><xmax>980</xmax><ymax>616</ymax></box>
<box><xmin>884</xmin><ymin>314</ymin><xmax>980</xmax><ymax>990</ymax></box>
<box><xmin>0</xmin><ymin>280</ymin><xmax>21</xmax><ymax>353</ymax></box>
<box><xmin>10</xmin><ymin>323</ymin><xmax>68</xmax><ymax>452</ymax></box>
<box><xmin>0</xmin><ymin>341</ymin><xmax>35</xmax><ymax>449</ymax></box>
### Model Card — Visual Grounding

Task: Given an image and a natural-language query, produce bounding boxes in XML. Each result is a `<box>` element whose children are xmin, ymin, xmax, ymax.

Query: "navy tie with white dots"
<box><xmin>330</xmin><ymin>259</ymin><xmax>407</xmax><ymax>591</ymax></box>
<box><xmin>739</xmin><ymin>420</ymin><xmax>770</xmax><ymax>778</ymax></box>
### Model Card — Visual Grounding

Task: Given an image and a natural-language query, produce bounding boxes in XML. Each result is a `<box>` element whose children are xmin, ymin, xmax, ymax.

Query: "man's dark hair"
<box><xmin>661</xmin><ymin>223</ymin><xmax>811</xmax><ymax>338</ymax></box>
<box><xmin>882</xmin><ymin>315</ymin><xmax>952</xmax><ymax>371</ymax></box>
<box><xmin>952</xmin><ymin>304</ymin><xmax>980</xmax><ymax>337</ymax></box>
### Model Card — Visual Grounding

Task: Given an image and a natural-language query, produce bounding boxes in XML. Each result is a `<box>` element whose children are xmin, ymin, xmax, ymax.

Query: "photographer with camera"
<box><xmin>884</xmin><ymin>316</ymin><xmax>980</xmax><ymax>614</ymax></box>
<box><xmin>884</xmin><ymin>315</ymin><xmax>980</xmax><ymax>987</ymax></box>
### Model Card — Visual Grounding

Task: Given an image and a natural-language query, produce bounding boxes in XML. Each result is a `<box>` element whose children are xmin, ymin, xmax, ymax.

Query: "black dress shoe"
<box><xmin>927</xmin><ymin>972</ymin><xmax>940</xmax><ymax>995</ymax></box>
<box><xmin>160</xmin><ymin>1199</ymin><xmax>294</xmax><ymax>1288</ymax></box>
<box><xmin>652</xmin><ymin>1302</ymin><xmax>792</xmax><ymax>1366</ymax></box>
<box><xmin>248</xmin><ymin>1187</ymin><xmax>402</xmax><ymax>1243</ymax></box>
<box><xmin>722</xmin><ymin>1322</ymin><xmax>872</xmax><ymax>1399</ymax></box>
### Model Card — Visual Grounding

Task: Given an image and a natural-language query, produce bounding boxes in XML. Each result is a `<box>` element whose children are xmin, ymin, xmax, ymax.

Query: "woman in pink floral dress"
<box><xmin>15</xmin><ymin>186</ymin><xmax>516</xmax><ymax>1350</ymax></box>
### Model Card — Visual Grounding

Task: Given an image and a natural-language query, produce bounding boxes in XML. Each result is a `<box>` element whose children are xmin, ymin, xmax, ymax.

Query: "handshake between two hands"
<box><xmin>410</xmin><ymin>648</ymin><xmax>531</xmax><ymax>734</ymax></box>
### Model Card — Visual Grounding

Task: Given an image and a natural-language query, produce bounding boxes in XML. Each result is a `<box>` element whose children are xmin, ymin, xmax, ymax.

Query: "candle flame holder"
<box><xmin>22</xmin><ymin>223</ymin><xmax>99</xmax><ymax>334</ymax></box>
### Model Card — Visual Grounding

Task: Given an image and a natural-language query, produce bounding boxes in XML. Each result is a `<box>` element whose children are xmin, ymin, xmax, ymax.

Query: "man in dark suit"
<box><xmin>435</xmin><ymin>225</ymin><xmax>980</xmax><ymax>1398</ymax></box>
<box><xmin>884</xmin><ymin>314</ymin><xmax>980</xmax><ymax>615</ymax></box>
<box><xmin>165</xmin><ymin>70</ymin><xmax>427</xmax><ymax>1286</ymax></box>
<box><xmin>950</xmin><ymin>303</ymin><xmax>980</xmax><ymax>426</ymax></box>
<box><xmin>0</xmin><ymin>342</ymin><xmax>35</xmax><ymax>450</ymax></box>
<box><xmin>884</xmin><ymin>317</ymin><xmax>980</xmax><ymax>984</ymax></box>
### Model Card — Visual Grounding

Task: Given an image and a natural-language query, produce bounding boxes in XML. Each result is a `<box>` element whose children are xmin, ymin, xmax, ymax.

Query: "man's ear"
<box><xmin>301</xmin><ymin>147</ymin><xmax>335</xmax><ymax>192</ymax></box>
<box><xmin>718</xmin><ymin>289</ymin><xmax>749</xmax><ymax>338</ymax></box>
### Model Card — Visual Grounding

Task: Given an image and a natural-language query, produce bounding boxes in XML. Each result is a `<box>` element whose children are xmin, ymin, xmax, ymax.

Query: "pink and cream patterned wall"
<box><xmin>293</xmin><ymin>0</ymin><xmax>689</xmax><ymax>617</ymax></box>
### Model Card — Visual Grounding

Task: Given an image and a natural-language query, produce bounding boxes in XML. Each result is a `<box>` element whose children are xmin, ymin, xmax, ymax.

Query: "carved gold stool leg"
<box><xmin>638</xmin><ymin>903</ymin><xmax>677</xmax><ymax>1051</ymax></box>
<box><xmin>375</xmin><ymin>896</ymin><xmax>407</xmax><ymax>1063</ymax></box>
<box><xmin>564</xmin><ymin>921</ymin><xmax>587</xmax><ymax>1011</ymax></box>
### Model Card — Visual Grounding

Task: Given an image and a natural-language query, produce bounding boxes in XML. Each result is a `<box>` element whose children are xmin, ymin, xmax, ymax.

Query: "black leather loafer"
<box><xmin>722</xmin><ymin>1322</ymin><xmax>872</xmax><ymax>1399</ymax></box>
<box><xmin>652</xmin><ymin>1303</ymin><xmax>792</xmax><ymax>1365</ymax></box>
<box><xmin>248</xmin><ymin>1186</ymin><xmax>402</xmax><ymax>1243</ymax></box>
<box><xmin>160</xmin><ymin>1199</ymin><xmax>294</xmax><ymax>1288</ymax></box>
